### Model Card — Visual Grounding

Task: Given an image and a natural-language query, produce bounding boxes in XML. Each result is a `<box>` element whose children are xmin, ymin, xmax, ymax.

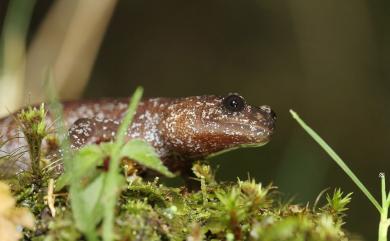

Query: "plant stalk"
<box><xmin>102</xmin><ymin>87</ymin><xmax>143</xmax><ymax>241</ymax></box>
<box><xmin>378</xmin><ymin>209</ymin><xmax>388</xmax><ymax>241</ymax></box>
<box><xmin>29</xmin><ymin>138</ymin><xmax>42</xmax><ymax>178</ymax></box>
<box><xmin>290</xmin><ymin>110</ymin><xmax>382</xmax><ymax>212</ymax></box>
<box><xmin>378</xmin><ymin>174</ymin><xmax>388</xmax><ymax>241</ymax></box>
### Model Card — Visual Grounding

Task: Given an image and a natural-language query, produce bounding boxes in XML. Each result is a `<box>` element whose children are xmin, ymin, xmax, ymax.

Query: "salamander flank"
<box><xmin>0</xmin><ymin>93</ymin><xmax>276</xmax><ymax>177</ymax></box>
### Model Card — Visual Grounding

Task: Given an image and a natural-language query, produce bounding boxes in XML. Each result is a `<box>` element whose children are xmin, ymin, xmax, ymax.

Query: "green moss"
<box><xmin>12</xmin><ymin>163</ymin><xmax>352</xmax><ymax>241</ymax></box>
<box><xmin>16</xmin><ymin>103</ymin><xmax>48</xmax><ymax>182</ymax></box>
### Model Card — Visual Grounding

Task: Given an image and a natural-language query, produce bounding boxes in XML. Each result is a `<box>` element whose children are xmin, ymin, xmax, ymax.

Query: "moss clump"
<box><xmin>16</xmin><ymin>103</ymin><xmax>48</xmax><ymax>181</ymax></box>
<box><xmin>10</xmin><ymin>162</ymin><xmax>352</xmax><ymax>241</ymax></box>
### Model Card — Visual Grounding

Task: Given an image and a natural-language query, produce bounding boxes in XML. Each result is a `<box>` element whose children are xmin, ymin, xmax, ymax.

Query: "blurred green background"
<box><xmin>1</xmin><ymin>0</ymin><xmax>390</xmax><ymax>239</ymax></box>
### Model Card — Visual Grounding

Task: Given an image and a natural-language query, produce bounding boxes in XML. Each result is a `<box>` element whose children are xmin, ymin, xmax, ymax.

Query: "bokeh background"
<box><xmin>1</xmin><ymin>1</ymin><xmax>389</xmax><ymax>239</ymax></box>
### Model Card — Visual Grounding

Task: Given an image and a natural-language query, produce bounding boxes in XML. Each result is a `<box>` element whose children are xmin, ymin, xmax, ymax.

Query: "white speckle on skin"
<box><xmin>0</xmin><ymin>95</ymin><xmax>274</xmax><ymax>175</ymax></box>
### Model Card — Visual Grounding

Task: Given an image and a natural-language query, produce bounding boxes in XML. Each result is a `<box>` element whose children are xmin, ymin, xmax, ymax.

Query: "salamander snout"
<box><xmin>258</xmin><ymin>105</ymin><xmax>277</xmax><ymax>131</ymax></box>
<box><xmin>259</xmin><ymin>105</ymin><xmax>276</xmax><ymax>120</ymax></box>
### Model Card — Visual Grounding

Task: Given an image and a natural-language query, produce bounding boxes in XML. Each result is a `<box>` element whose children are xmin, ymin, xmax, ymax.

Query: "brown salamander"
<box><xmin>0</xmin><ymin>93</ymin><xmax>276</xmax><ymax>177</ymax></box>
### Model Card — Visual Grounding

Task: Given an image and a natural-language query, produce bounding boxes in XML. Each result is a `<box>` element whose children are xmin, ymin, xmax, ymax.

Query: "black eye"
<box><xmin>223</xmin><ymin>94</ymin><xmax>245</xmax><ymax>112</ymax></box>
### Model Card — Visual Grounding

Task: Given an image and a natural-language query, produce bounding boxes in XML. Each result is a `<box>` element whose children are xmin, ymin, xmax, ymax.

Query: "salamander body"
<box><xmin>0</xmin><ymin>93</ymin><xmax>276</xmax><ymax>177</ymax></box>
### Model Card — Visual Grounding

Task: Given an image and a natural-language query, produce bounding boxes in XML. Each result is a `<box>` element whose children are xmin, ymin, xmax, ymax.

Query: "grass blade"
<box><xmin>0</xmin><ymin>0</ymin><xmax>36</xmax><ymax>116</ymax></box>
<box><xmin>290</xmin><ymin>109</ymin><xmax>382</xmax><ymax>212</ymax></box>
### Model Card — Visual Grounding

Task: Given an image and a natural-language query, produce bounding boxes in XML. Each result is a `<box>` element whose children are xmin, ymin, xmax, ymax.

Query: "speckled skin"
<box><xmin>0</xmin><ymin>94</ymin><xmax>276</xmax><ymax>177</ymax></box>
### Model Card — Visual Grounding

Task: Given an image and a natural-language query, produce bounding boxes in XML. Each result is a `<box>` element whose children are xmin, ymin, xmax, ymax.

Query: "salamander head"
<box><xmin>163</xmin><ymin>93</ymin><xmax>276</xmax><ymax>159</ymax></box>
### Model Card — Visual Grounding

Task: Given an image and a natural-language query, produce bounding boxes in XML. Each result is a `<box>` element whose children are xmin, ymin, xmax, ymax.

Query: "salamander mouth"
<box><xmin>220</xmin><ymin>122</ymin><xmax>274</xmax><ymax>139</ymax></box>
<box><xmin>205</xmin><ymin>140</ymin><xmax>270</xmax><ymax>159</ymax></box>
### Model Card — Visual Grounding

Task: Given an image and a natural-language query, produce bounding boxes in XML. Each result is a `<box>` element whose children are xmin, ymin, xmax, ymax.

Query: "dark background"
<box><xmin>5</xmin><ymin>0</ymin><xmax>390</xmax><ymax>239</ymax></box>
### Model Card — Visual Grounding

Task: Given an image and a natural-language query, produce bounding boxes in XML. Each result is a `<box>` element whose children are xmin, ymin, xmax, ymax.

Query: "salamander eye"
<box><xmin>223</xmin><ymin>94</ymin><xmax>246</xmax><ymax>112</ymax></box>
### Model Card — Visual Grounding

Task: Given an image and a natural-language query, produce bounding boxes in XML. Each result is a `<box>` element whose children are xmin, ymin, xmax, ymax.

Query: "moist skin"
<box><xmin>0</xmin><ymin>94</ymin><xmax>276</xmax><ymax>177</ymax></box>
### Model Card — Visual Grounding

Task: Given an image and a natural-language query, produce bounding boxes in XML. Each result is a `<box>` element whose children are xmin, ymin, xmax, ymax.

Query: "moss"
<box><xmin>10</xmin><ymin>163</ymin><xmax>353</xmax><ymax>241</ymax></box>
<box><xmin>16</xmin><ymin>103</ymin><xmax>48</xmax><ymax>182</ymax></box>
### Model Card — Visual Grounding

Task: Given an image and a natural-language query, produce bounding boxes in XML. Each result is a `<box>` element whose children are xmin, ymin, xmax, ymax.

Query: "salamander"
<box><xmin>0</xmin><ymin>93</ymin><xmax>276</xmax><ymax>178</ymax></box>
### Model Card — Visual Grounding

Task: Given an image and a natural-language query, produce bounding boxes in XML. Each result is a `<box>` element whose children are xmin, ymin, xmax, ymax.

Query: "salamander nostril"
<box><xmin>259</xmin><ymin>105</ymin><xmax>276</xmax><ymax>120</ymax></box>
<box><xmin>257</xmin><ymin>105</ymin><xmax>276</xmax><ymax>130</ymax></box>
<box><xmin>259</xmin><ymin>105</ymin><xmax>271</xmax><ymax>113</ymax></box>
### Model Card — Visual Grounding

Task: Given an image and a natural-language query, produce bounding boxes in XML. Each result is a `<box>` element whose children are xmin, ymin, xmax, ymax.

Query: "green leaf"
<box><xmin>82</xmin><ymin>174</ymin><xmax>105</xmax><ymax>225</ymax></box>
<box><xmin>55</xmin><ymin>175</ymin><xmax>70</xmax><ymax>191</ymax></box>
<box><xmin>56</xmin><ymin>144</ymin><xmax>103</xmax><ymax>191</ymax></box>
<box><xmin>69</xmin><ymin>163</ymin><xmax>105</xmax><ymax>241</ymax></box>
<box><xmin>101</xmin><ymin>173</ymin><xmax>125</xmax><ymax>204</ymax></box>
<box><xmin>120</xmin><ymin>139</ymin><xmax>174</xmax><ymax>177</ymax></box>
<box><xmin>70</xmin><ymin>184</ymin><xmax>97</xmax><ymax>239</ymax></box>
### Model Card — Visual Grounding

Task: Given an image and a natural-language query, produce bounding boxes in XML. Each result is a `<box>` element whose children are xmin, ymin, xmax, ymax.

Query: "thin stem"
<box><xmin>290</xmin><ymin>110</ymin><xmax>382</xmax><ymax>212</ymax></box>
<box><xmin>29</xmin><ymin>139</ymin><xmax>41</xmax><ymax>178</ymax></box>
<box><xmin>115</xmin><ymin>87</ymin><xmax>143</xmax><ymax>147</ymax></box>
<box><xmin>102</xmin><ymin>87</ymin><xmax>143</xmax><ymax>241</ymax></box>
<box><xmin>387</xmin><ymin>190</ymin><xmax>390</xmax><ymax>205</ymax></box>
<box><xmin>382</xmin><ymin>173</ymin><xmax>387</xmax><ymax>209</ymax></box>
<box><xmin>379</xmin><ymin>174</ymin><xmax>388</xmax><ymax>241</ymax></box>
